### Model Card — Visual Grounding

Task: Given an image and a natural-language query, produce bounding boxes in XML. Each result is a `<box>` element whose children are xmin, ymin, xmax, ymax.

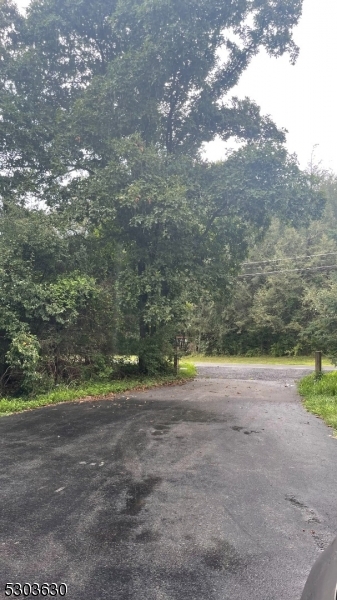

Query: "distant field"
<box><xmin>187</xmin><ymin>354</ymin><xmax>332</xmax><ymax>367</ymax></box>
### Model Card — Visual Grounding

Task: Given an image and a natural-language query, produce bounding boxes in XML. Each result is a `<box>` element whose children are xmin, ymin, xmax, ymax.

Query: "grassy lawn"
<box><xmin>188</xmin><ymin>354</ymin><xmax>331</xmax><ymax>367</ymax></box>
<box><xmin>0</xmin><ymin>362</ymin><xmax>196</xmax><ymax>417</ymax></box>
<box><xmin>298</xmin><ymin>371</ymin><xmax>337</xmax><ymax>434</ymax></box>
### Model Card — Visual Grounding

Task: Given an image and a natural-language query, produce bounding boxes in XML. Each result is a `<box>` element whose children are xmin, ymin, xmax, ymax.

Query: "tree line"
<box><xmin>189</xmin><ymin>170</ymin><xmax>337</xmax><ymax>360</ymax></box>
<box><xmin>0</xmin><ymin>0</ymin><xmax>326</xmax><ymax>395</ymax></box>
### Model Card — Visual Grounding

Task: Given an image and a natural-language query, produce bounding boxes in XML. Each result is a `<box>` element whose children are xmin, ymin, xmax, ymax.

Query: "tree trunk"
<box><xmin>138</xmin><ymin>260</ymin><xmax>149</xmax><ymax>373</ymax></box>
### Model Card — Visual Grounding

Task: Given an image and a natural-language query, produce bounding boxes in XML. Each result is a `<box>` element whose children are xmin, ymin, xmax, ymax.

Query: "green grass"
<box><xmin>188</xmin><ymin>354</ymin><xmax>330</xmax><ymax>367</ymax></box>
<box><xmin>298</xmin><ymin>370</ymin><xmax>337</xmax><ymax>433</ymax></box>
<box><xmin>0</xmin><ymin>362</ymin><xmax>196</xmax><ymax>417</ymax></box>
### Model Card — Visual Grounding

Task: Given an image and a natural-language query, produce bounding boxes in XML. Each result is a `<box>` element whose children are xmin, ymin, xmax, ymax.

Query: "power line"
<box><xmin>238</xmin><ymin>264</ymin><xmax>337</xmax><ymax>278</ymax></box>
<box><xmin>243</xmin><ymin>252</ymin><xmax>337</xmax><ymax>266</ymax></box>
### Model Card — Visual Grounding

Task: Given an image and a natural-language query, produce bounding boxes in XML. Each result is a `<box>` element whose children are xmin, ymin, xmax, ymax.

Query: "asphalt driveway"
<box><xmin>1</xmin><ymin>364</ymin><xmax>337</xmax><ymax>600</ymax></box>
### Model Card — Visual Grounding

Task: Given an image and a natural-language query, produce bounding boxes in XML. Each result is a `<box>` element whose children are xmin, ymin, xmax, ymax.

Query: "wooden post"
<box><xmin>174</xmin><ymin>351</ymin><xmax>178</xmax><ymax>375</ymax></box>
<box><xmin>315</xmin><ymin>351</ymin><xmax>322</xmax><ymax>375</ymax></box>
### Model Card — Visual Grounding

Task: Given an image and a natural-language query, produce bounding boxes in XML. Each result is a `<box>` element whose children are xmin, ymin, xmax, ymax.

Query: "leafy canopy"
<box><xmin>0</xmin><ymin>0</ymin><xmax>326</xmax><ymax>384</ymax></box>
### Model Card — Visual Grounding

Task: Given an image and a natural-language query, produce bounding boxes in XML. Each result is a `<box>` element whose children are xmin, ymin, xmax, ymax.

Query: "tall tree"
<box><xmin>0</xmin><ymin>0</ymin><xmax>325</xmax><ymax>377</ymax></box>
<box><xmin>1</xmin><ymin>0</ymin><xmax>302</xmax><ymax>194</ymax></box>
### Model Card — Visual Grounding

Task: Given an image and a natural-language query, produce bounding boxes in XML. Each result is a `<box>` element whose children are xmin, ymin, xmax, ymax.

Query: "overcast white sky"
<box><xmin>15</xmin><ymin>0</ymin><xmax>337</xmax><ymax>173</ymax></box>
<box><xmin>205</xmin><ymin>0</ymin><xmax>337</xmax><ymax>172</ymax></box>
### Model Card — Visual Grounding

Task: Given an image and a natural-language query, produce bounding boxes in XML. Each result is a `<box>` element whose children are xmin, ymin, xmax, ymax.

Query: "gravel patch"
<box><xmin>195</xmin><ymin>364</ymin><xmax>313</xmax><ymax>383</ymax></box>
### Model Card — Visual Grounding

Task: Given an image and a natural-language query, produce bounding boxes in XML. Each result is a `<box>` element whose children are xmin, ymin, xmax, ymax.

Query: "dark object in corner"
<box><xmin>300</xmin><ymin>535</ymin><xmax>337</xmax><ymax>599</ymax></box>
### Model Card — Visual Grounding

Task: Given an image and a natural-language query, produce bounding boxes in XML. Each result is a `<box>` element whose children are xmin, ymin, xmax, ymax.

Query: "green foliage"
<box><xmin>298</xmin><ymin>371</ymin><xmax>337</xmax><ymax>433</ymax></box>
<box><xmin>138</xmin><ymin>326</ymin><xmax>177</xmax><ymax>375</ymax></box>
<box><xmin>0</xmin><ymin>362</ymin><xmax>196</xmax><ymax>416</ymax></box>
<box><xmin>299</xmin><ymin>372</ymin><xmax>337</xmax><ymax>398</ymax></box>
<box><xmin>43</xmin><ymin>275</ymin><xmax>96</xmax><ymax>324</ymax></box>
<box><xmin>189</xmin><ymin>169</ymin><xmax>336</xmax><ymax>358</ymax></box>
<box><xmin>300</xmin><ymin>281</ymin><xmax>337</xmax><ymax>363</ymax></box>
<box><xmin>5</xmin><ymin>331</ymin><xmax>41</xmax><ymax>392</ymax></box>
<box><xmin>1</xmin><ymin>0</ymin><xmax>328</xmax><ymax>398</ymax></box>
<box><xmin>0</xmin><ymin>204</ymin><xmax>119</xmax><ymax>394</ymax></box>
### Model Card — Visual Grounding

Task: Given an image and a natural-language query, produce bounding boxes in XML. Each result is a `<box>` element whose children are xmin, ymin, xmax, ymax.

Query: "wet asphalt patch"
<box><xmin>1</xmin><ymin>364</ymin><xmax>337</xmax><ymax>599</ymax></box>
<box><xmin>123</xmin><ymin>476</ymin><xmax>162</xmax><ymax>516</ymax></box>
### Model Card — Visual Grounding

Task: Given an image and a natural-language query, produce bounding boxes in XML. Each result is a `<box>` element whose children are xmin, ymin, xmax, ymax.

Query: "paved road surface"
<box><xmin>1</xmin><ymin>365</ymin><xmax>337</xmax><ymax>600</ymax></box>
